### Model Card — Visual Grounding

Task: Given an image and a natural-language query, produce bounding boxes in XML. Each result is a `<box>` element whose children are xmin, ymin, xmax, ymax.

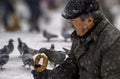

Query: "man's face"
<box><xmin>69</xmin><ymin>17</ymin><xmax>94</xmax><ymax>36</ymax></box>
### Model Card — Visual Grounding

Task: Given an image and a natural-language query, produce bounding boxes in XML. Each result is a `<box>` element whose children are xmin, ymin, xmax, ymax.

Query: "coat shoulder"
<box><xmin>99</xmin><ymin>23</ymin><xmax>120</xmax><ymax>50</ymax></box>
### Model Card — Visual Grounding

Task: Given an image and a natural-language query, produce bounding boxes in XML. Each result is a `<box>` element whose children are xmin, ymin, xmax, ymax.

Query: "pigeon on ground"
<box><xmin>0</xmin><ymin>39</ymin><xmax>14</xmax><ymax>55</ymax></box>
<box><xmin>22</xmin><ymin>53</ymin><xmax>34</xmax><ymax>69</ymax></box>
<box><xmin>0</xmin><ymin>54</ymin><xmax>9</xmax><ymax>70</ymax></box>
<box><xmin>21</xmin><ymin>45</ymin><xmax>35</xmax><ymax>69</ymax></box>
<box><xmin>43</xmin><ymin>30</ymin><xmax>58</xmax><ymax>42</ymax></box>
<box><xmin>49</xmin><ymin>44</ymin><xmax>55</xmax><ymax>51</ymax></box>
<box><xmin>17</xmin><ymin>38</ymin><xmax>26</xmax><ymax>57</ymax></box>
<box><xmin>0</xmin><ymin>46</ymin><xmax>10</xmax><ymax>70</ymax></box>
<box><xmin>39</xmin><ymin>47</ymin><xmax>67</xmax><ymax>67</ymax></box>
<box><xmin>18</xmin><ymin>39</ymin><xmax>39</xmax><ymax>56</ymax></box>
<box><xmin>6</xmin><ymin>39</ymin><xmax>14</xmax><ymax>54</ymax></box>
<box><xmin>0</xmin><ymin>39</ymin><xmax>14</xmax><ymax>70</ymax></box>
<box><xmin>62</xmin><ymin>32</ymin><xmax>71</xmax><ymax>42</ymax></box>
<box><xmin>61</xmin><ymin>27</ymin><xmax>71</xmax><ymax>42</ymax></box>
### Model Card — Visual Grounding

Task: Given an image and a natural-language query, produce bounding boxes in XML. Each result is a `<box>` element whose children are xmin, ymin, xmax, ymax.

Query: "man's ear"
<box><xmin>85</xmin><ymin>16</ymin><xmax>94</xmax><ymax>27</ymax></box>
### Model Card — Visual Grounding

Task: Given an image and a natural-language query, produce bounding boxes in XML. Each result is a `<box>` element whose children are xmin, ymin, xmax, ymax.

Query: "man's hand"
<box><xmin>31</xmin><ymin>70</ymin><xmax>40</xmax><ymax>79</ymax></box>
<box><xmin>31</xmin><ymin>69</ymin><xmax>49</xmax><ymax>79</ymax></box>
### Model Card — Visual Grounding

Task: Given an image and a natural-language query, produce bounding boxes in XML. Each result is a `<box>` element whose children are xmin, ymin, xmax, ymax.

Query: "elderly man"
<box><xmin>32</xmin><ymin>0</ymin><xmax>120</xmax><ymax>79</ymax></box>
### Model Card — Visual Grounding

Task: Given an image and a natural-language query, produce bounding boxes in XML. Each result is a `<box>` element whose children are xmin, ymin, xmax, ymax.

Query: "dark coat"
<box><xmin>32</xmin><ymin>18</ymin><xmax>120</xmax><ymax>79</ymax></box>
<box><xmin>47</xmin><ymin>18</ymin><xmax>120</xmax><ymax>79</ymax></box>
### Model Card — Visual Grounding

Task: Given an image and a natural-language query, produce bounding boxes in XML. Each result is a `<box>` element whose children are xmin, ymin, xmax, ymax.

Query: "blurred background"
<box><xmin>0</xmin><ymin>0</ymin><xmax>69</xmax><ymax>33</ymax></box>
<box><xmin>0</xmin><ymin>0</ymin><xmax>120</xmax><ymax>79</ymax></box>
<box><xmin>0</xmin><ymin>0</ymin><xmax>119</xmax><ymax>32</ymax></box>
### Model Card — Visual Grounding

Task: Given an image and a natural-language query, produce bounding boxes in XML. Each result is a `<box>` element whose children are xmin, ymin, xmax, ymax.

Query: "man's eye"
<box><xmin>72</xmin><ymin>19</ymin><xmax>76</xmax><ymax>21</ymax></box>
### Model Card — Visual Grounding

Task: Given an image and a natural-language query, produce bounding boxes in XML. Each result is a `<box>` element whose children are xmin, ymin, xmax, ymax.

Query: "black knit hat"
<box><xmin>62</xmin><ymin>0</ymin><xmax>100</xmax><ymax>19</ymax></box>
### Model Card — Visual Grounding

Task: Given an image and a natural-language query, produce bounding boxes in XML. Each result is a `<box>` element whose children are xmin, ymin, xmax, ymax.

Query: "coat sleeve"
<box><xmin>48</xmin><ymin>54</ymin><xmax>79</xmax><ymax>79</ymax></box>
<box><xmin>101</xmin><ymin>38</ymin><xmax>120</xmax><ymax>79</ymax></box>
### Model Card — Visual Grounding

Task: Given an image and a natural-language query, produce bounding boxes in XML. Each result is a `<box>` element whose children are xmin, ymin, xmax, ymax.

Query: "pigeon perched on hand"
<box><xmin>39</xmin><ymin>47</ymin><xmax>67</xmax><ymax>67</ymax></box>
<box><xmin>43</xmin><ymin>30</ymin><xmax>58</xmax><ymax>42</ymax></box>
<box><xmin>63</xmin><ymin>47</ymin><xmax>71</xmax><ymax>55</ymax></box>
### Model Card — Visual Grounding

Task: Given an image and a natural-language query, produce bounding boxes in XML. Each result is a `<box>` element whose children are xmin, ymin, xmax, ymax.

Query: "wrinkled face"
<box><xmin>69</xmin><ymin>16</ymin><xmax>94</xmax><ymax>36</ymax></box>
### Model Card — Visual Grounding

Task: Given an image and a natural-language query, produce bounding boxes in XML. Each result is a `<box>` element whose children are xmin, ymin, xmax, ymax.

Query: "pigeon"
<box><xmin>0</xmin><ymin>54</ymin><xmax>9</xmax><ymax>70</ymax></box>
<box><xmin>28</xmin><ymin>47</ymin><xmax>39</xmax><ymax>56</ymax></box>
<box><xmin>39</xmin><ymin>47</ymin><xmax>66</xmax><ymax>67</ymax></box>
<box><xmin>0</xmin><ymin>39</ymin><xmax>14</xmax><ymax>70</ymax></box>
<box><xmin>22</xmin><ymin>53</ymin><xmax>34</xmax><ymax>69</ymax></box>
<box><xmin>61</xmin><ymin>27</ymin><xmax>71</xmax><ymax>42</ymax></box>
<box><xmin>0</xmin><ymin>46</ymin><xmax>10</xmax><ymax>70</ymax></box>
<box><xmin>62</xmin><ymin>47</ymin><xmax>71</xmax><ymax>55</ymax></box>
<box><xmin>17</xmin><ymin>38</ymin><xmax>26</xmax><ymax>57</ymax></box>
<box><xmin>62</xmin><ymin>31</ymin><xmax>71</xmax><ymax>42</ymax></box>
<box><xmin>18</xmin><ymin>38</ymin><xmax>39</xmax><ymax>56</ymax></box>
<box><xmin>0</xmin><ymin>39</ymin><xmax>14</xmax><ymax>55</ymax></box>
<box><xmin>22</xmin><ymin>46</ymin><xmax>34</xmax><ymax>69</ymax></box>
<box><xmin>2</xmin><ymin>45</ymin><xmax>9</xmax><ymax>54</ymax></box>
<box><xmin>6</xmin><ymin>39</ymin><xmax>14</xmax><ymax>54</ymax></box>
<box><xmin>49</xmin><ymin>44</ymin><xmax>55</xmax><ymax>51</ymax></box>
<box><xmin>43</xmin><ymin>30</ymin><xmax>58</xmax><ymax>42</ymax></box>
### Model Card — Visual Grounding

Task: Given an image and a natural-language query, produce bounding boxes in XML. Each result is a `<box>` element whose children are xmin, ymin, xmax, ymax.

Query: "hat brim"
<box><xmin>62</xmin><ymin>10</ymin><xmax>80</xmax><ymax>19</ymax></box>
